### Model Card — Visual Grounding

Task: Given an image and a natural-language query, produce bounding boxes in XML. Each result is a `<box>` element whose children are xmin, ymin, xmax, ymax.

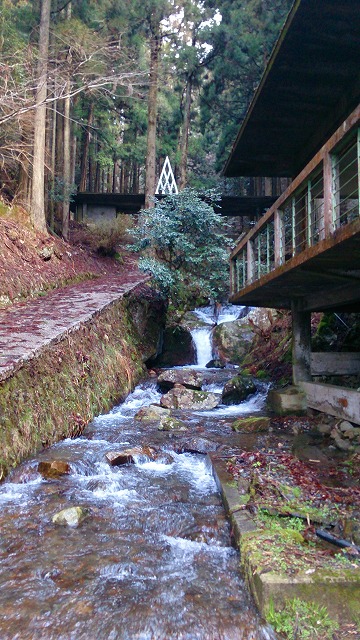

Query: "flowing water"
<box><xmin>0</xmin><ymin>305</ymin><xmax>277</xmax><ymax>640</ymax></box>
<box><xmin>191</xmin><ymin>304</ymin><xmax>246</xmax><ymax>367</ymax></box>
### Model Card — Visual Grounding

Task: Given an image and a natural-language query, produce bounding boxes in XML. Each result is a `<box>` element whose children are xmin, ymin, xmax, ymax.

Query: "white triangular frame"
<box><xmin>155</xmin><ymin>156</ymin><xmax>178</xmax><ymax>195</ymax></box>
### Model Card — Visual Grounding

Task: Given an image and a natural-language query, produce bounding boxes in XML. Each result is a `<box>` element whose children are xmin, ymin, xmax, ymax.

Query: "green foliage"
<box><xmin>129</xmin><ymin>188</ymin><xmax>231</xmax><ymax>306</ymax></box>
<box><xmin>266</xmin><ymin>597</ymin><xmax>338</xmax><ymax>639</ymax></box>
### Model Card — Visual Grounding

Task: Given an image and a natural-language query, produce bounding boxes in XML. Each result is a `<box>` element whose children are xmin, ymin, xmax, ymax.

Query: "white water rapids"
<box><xmin>0</xmin><ymin>304</ymin><xmax>276</xmax><ymax>640</ymax></box>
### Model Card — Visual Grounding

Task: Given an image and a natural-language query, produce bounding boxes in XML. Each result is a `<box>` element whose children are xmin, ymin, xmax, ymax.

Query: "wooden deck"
<box><xmin>230</xmin><ymin>107</ymin><xmax>360</xmax><ymax>312</ymax></box>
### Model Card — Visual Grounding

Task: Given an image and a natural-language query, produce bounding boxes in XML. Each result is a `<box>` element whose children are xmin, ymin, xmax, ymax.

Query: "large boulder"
<box><xmin>150</xmin><ymin>326</ymin><xmax>195</xmax><ymax>367</ymax></box>
<box><xmin>222</xmin><ymin>374</ymin><xmax>257</xmax><ymax>405</ymax></box>
<box><xmin>160</xmin><ymin>384</ymin><xmax>221</xmax><ymax>410</ymax></box>
<box><xmin>157</xmin><ymin>369</ymin><xmax>203</xmax><ymax>392</ymax></box>
<box><xmin>212</xmin><ymin>320</ymin><xmax>253</xmax><ymax>365</ymax></box>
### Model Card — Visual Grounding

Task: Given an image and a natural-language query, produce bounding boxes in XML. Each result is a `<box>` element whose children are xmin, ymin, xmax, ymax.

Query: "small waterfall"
<box><xmin>191</xmin><ymin>327</ymin><xmax>213</xmax><ymax>367</ymax></box>
<box><xmin>190</xmin><ymin>304</ymin><xmax>248</xmax><ymax>367</ymax></box>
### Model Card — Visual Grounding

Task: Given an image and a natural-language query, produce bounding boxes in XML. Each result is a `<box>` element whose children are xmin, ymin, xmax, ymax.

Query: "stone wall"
<box><xmin>0</xmin><ymin>285</ymin><xmax>166</xmax><ymax>478</ymax></box>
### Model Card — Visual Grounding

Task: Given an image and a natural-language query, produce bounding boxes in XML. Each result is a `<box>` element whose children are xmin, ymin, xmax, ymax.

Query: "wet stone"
<box><xmin>179</xmin><ymin>437</ymin><xmax>219</xmax><ymax>454</ymax></box>
<box><xmin>38</xmin><ymin>460</ymin><xmax>71</xmax><ymax>479</ymax></box>
<box><xmin>158</xmin><ymin>415</ymin><xmax>188</xmax><ymax>431</ymax></box>
<box><xmin>52</xmin><ymin>506</ymin><xmax>89</xmax><ymax>527</ymax></box>
<box><xmin>105</xmin><ymin>446</ymin><xmax>156</xmax><ymax>466</ymax></box>
<box><xmin>222</xmin><ymin>374</ymin><xmax>257</xmax><ymax>405</ymax></box>
<box><xmin>231</xmin><ymin>416</ymin><xmax>270</xmax><ymax>434</ymax></box>
<box><xmin>160</xmin><ymin>384</ymin><xmax>221</xmax><ymax>410</ymax></box>
<box><xmin>157</xmin><ymin>368</ymin><xmax>203</xmax><ymax>392</ymax></box>
<box><xmin>135</xmin><ymin>405</ymin><xmax>170</xmax><ymax>422</ymax></box>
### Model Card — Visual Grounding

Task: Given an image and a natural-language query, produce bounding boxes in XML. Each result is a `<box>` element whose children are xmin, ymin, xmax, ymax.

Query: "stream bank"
<box><xmin>0</xmin><ymin>281</ymin><xmax>165</xmax><ymax>478</ymax></box>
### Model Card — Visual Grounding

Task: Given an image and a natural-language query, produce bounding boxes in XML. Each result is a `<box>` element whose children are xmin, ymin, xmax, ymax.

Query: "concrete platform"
<box><xmin>209</xmin><ymin>453</ymin><xmax>360</xmax><ymax>627</ymax></box>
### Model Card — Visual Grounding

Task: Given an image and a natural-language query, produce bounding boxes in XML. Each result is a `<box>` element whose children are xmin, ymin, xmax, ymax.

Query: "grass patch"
<box><xmin>266</xmin><ymin>597</ymin><xmax>338</xmax><ymax>639</ymax></box>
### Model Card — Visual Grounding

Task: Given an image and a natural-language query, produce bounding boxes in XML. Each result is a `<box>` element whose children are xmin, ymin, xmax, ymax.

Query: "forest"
<box><xmin>0</xmin><ymin>0</ymin><xmax>292</xmax><ymax>239</ymax></box>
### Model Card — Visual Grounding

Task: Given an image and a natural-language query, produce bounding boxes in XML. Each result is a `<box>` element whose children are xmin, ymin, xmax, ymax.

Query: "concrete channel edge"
<box><xmin>208</xmin><ymin>453</ymin><xmax>360</xmax><ymax>626</ymax></box>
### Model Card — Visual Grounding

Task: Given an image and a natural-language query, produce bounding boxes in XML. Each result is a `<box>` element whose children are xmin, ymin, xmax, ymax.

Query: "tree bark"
<box><xmin>179</xmin><ymin>76</ymin><xmax>192</xmax><ymax>190</ymax></box>
<box><xmin>79</xmin><ymin>102</ymin><xmax>94</xmax><ymax>191</ymax></box>
<box><xmin>62</xmin><ymin>84</ymin><xmax>71</xmax><ymax>239</ymax></box>
<box><xmin>30</xmin><ymin>0</ymin><xmax>51</xmax><ymax>233</ymax></box>
<box><xmin>145</xmin><ymin>27</ymin><xmax>161</xmax><ymax>209</ymax></box>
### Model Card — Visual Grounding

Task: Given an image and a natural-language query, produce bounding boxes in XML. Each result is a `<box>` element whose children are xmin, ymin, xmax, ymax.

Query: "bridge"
<box><xmin>224</xmin><ymin>0</ymin><xmax>360</xmax><ymax>425</ymax></box>
<box><xmin>72</xmin><ymin>193</ymin><xmax>277</xmax><ymax>221</ymax></box>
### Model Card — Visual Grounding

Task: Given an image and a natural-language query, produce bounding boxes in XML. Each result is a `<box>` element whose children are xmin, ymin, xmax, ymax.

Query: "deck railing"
<box><xmin>230</xmin><ymin>107</ymin><xmax>360</xmax><ymax>296</ymax></box>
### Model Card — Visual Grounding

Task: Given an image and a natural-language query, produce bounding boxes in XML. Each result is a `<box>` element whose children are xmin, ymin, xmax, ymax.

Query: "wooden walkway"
<box><xmin>230</xmin><ymin>107</ymin><xmax>360</xmax><ymax>313</ymax></box>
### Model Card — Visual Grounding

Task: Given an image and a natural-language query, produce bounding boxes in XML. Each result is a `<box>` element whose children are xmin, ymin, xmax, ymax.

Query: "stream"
<box><xmin>0</xmin><ymin>306</ymin><xmax>277</xmax><ymax>640</ymax></box>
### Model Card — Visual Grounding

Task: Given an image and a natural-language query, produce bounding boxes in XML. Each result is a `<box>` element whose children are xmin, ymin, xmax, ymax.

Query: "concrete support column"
<box><xmin>291</xmin><ymin>299</ymin><xmax>312</xmax><ymax>385</ymax></box>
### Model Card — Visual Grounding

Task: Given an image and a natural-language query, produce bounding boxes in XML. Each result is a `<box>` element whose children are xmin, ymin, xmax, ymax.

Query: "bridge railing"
<box><xmin>230</xmin><ymin>107</ymin><xmax>360</xmax><ymax>296</ymax></box>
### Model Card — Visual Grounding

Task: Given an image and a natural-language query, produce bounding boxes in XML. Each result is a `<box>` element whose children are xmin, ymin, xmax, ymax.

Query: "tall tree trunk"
<box><xmin>145</xmin><ymin>27</ymin><xmax>161</xmax><ymax>209</ymax></box>
<box><xmin>62</xmin><ymin>85</ymin><xmax>71</xmax><ymax>239</ymax></box>
<box><xmin>179</xmin><ymin>76</ymin><xmax>192</xmax><ymax>190</ymax></box>
<box><xmin>30</xmin><ymin>0</ymin><xmax>51</xmax><ymax>233</ymax></box>
<box><xmin>79</xmin><ymin>101</ymin><xmax>94</xmax><ymax>191</ymax></box>
<box><xmin>61</xmin><ymin>2</ymin><xmax>72</xmax><ymax>240</ymax></box>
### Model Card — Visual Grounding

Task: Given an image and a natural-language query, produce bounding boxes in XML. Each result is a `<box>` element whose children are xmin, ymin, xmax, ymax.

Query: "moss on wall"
<box><xmin>0</xmin><ymin>285</ymin><xmax>166</xmax><ymax>479</ymax></box>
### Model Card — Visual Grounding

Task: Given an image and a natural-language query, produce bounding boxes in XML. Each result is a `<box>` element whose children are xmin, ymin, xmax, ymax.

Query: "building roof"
<box><xmin>223</xmin><ymin>0</ymin><xmax>360</xmax><ymax>178</ymax></box>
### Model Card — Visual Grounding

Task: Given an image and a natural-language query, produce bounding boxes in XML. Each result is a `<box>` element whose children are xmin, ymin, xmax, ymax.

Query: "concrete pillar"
<box><xmin>291</xmin><ymin>299</ymin><xmax>311</xmax><ymax>384</ymax></box>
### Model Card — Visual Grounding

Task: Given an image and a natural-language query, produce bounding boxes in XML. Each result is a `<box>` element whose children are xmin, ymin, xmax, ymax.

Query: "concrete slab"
<box><xmin>209</xmin><ymin>453</ymin><xmax>360</xmax><ymax>626</ymax></box>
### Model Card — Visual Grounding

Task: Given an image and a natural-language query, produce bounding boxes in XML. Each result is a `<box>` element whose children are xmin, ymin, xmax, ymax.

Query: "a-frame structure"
<box><xmin>155</xmin><ymin>157</ymin><xmax>178</xmax><ymax>195</ymax></box>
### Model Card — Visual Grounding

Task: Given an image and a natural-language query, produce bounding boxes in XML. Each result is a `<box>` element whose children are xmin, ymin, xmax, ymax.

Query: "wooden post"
<box><xmin>274</xmin><ymin>209</ymin><xmax>284</xmax><ymax>267</ymax></box>
<box><xmin>230</xmin><ymin>259</ymin><xmax>236</xmax><ymax>296</ymax></box>
<box><xmin>292</xmin><ymin>300</ymin><xmax>311</xmax><ymax>385</ymax></box>
<box><xmin>332</xmin><ymin>152</ymin><xmax>340</xmax><ymax>228</ymax></box>
<box><xmin>247</xmin><ymin>240</ymin><xmax>254</xmax><ymax>284</ymax></box>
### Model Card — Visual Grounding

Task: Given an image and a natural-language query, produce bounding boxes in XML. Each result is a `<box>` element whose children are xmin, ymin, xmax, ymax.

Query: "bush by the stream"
<box><xmin>128</xmin><ymin>188</ymin><xmax>232</xmax><ymax>308</ymax></box>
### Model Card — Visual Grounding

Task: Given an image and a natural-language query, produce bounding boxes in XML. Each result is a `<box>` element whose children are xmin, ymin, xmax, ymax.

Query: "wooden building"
<box><xmin>225</xmin><ymin>0</ymin><xmax>360</xmax><ymax>423</ymax></box>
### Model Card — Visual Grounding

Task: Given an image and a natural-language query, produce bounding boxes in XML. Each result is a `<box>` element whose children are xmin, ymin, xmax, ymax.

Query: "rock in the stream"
<box><xmin>231</xmin><ymin>416</ymin><xmax>270</xmax><ymax>433</ymax></box>
<box><xmin>160</xmin><ymin>384</ymin><xmax>221</xmax><ymax>410</ymax></box>
<box><xmin>158</xmin><ymin>415</ymin><xmax>188</xmax><ymax>431</ymax></box>
<box><xmin>179</xmin><ymin>437</ymin><xmax>219</xmax><ymax>454</ymax></box>
<box><xmin>212</xmin><ymin>319</ymin><xmax>252</xmax><ymax>365</ymax></box>
<box><xmin>205</xmin><ymin>358</ymin><xmax>226</xmax><ymax>369</ymax></box>
<box><xmin>135</xmin><ymin>405</ymin><xmax>170</xmax><ymax>422</ymax></box>
<box><xmin>38</xmin><ymin>460</ymin><xmax>71</xmax><ymax>479</ymax></box>
<box><xmin>157</xmin><ymin>369</ymin><xmax>203</xmax><ymax>392</ymax></box>
<box><xmin>105</xmin><ymin>446</ymin><xmax>156</xmax><ymax>466</ymax></box>
<box><xmin>52</xmin><ymin>506</ymin><xmax>89</xmax><ymax>527</ymax></box>
<box><xmin>222</xmin><ymin>374</ymin><xmax>257</xmax><ymax>405</ymax></box>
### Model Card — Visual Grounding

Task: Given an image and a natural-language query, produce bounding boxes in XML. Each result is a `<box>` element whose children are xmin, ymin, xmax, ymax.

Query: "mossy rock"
<box><xmin>222</xmin><ymin>374</ymin><xmax>257</xmax><ymax>405</ymax></box>
<box><xmin>158</xmin><ymin>415</ymin><xmax>188</xmax><ymax>431</ymax></box>
<box><xmin>232</xmin><ymin>416</ymin><xmax>270</xmax><ymax>433</ymax></box>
